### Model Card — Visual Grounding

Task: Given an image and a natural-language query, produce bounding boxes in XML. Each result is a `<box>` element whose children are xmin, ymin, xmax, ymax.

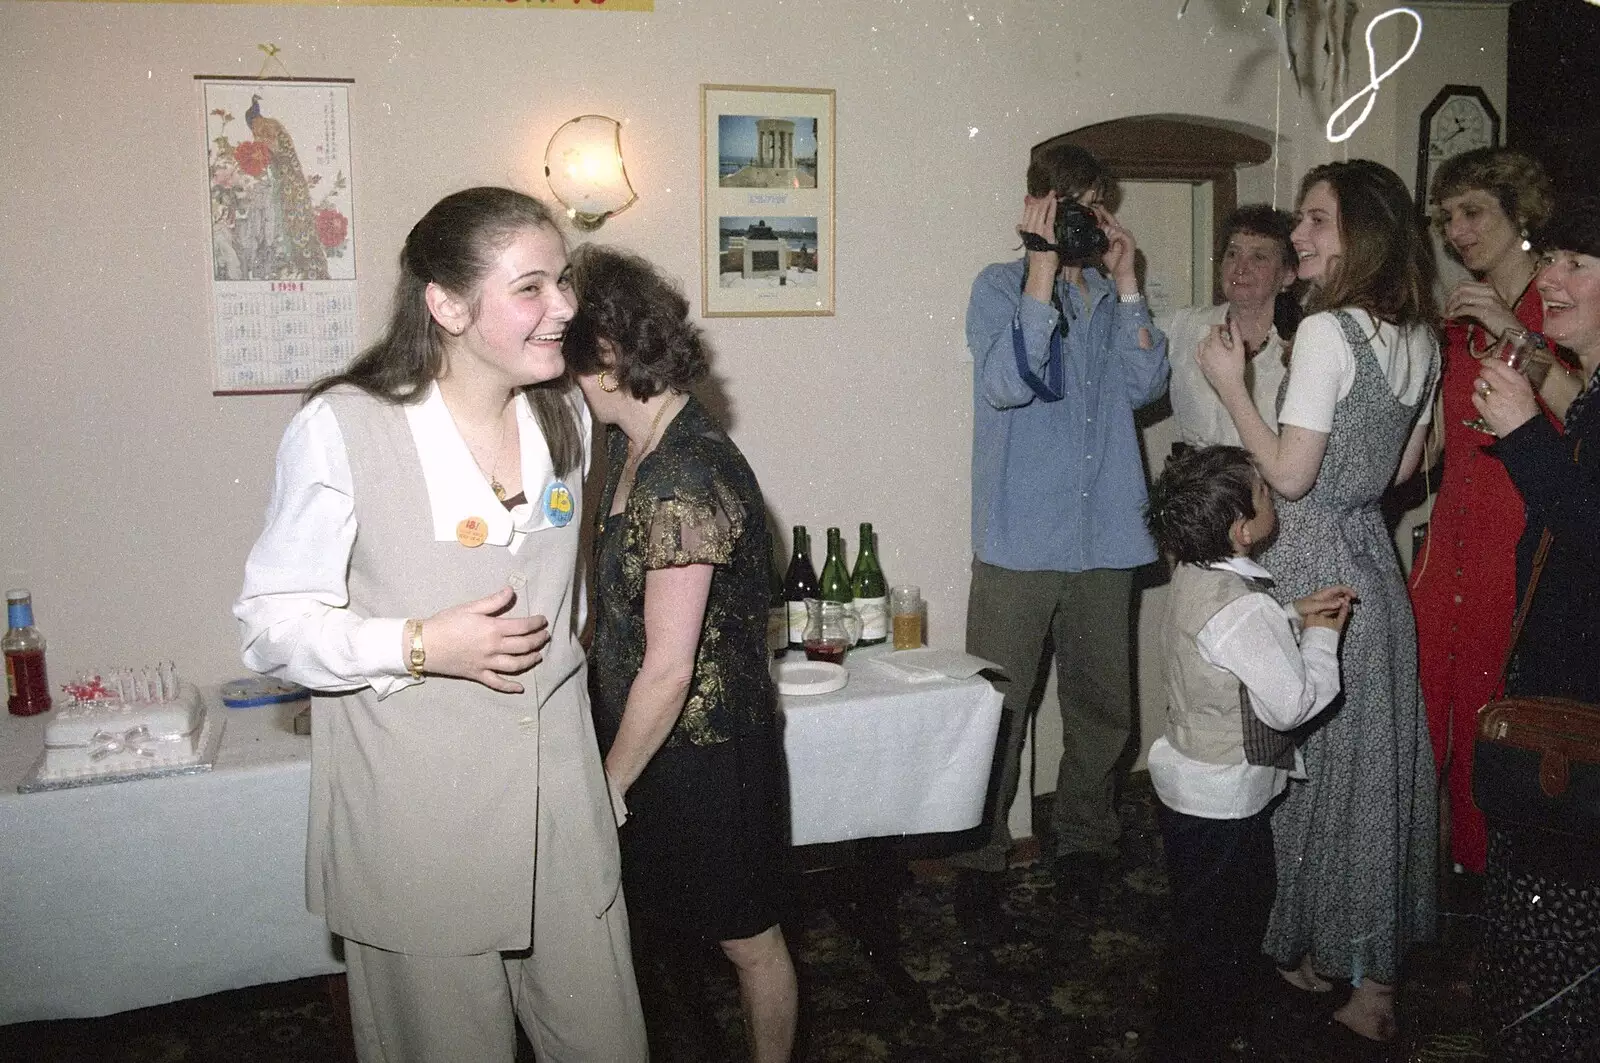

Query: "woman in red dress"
<box><xmin>1409</xmin><ymin>149</ymin><xmax>1575</xmax><ymax>876</ymax></box>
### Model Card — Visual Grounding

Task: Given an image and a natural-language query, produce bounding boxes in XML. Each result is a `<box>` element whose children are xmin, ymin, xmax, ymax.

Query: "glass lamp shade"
<box><xmin>544</xmin><ymin>115</ymin><xmax>637</xmax><ymax>231</ymax></box>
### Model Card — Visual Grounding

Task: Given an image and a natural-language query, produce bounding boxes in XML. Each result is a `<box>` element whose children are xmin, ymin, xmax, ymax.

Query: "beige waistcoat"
<box><xmin>1162</xmin><ymin>563</ymin><xmax>1295</xmax><ymax>769</ymax></box>
<box><xmin>307</xmin><ymin>386</ymin><xmax>620</xmax><ymax>956</ymax></box>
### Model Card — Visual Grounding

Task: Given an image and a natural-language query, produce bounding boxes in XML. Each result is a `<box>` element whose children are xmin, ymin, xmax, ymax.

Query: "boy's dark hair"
<box><xmin>1026</xmin><ymin>141</ymin><xmax>1114</xmax><ymax>203</ymax></box>
<box><xmin>1145</xmin><ymin>445</ymin><xmax>1259</xmax><ymax>564</ymax></box>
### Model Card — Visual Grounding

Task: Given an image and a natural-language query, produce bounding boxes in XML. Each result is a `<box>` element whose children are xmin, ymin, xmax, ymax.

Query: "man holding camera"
<box><xmin>955</xmin><ymin>142</ymin><xmax>1168</xmax><ymax>922</ymax></box>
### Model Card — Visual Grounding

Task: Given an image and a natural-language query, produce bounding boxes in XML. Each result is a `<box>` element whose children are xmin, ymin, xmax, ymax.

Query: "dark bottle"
<box><xmin>768</xmin><ymin>532</ymin><xmax>789</xmax><ymax>659</ymax></box>
<box><xmin>5</xmin><ymin>589</ymin><xmax>52</xmax><ymax>716</ymax></box>
<box><xmin>851</xmin><ymin>523</ymin><xmax>888</xmax><ymax>645</ymax></box>
<box><xmin>818</xmin><ymin>527</ymin><xmax>854</xmax><ymax>606</ymax></box>
<box><xmin>783</xmin><ymin>526</ymin><xmax>819</xmax><ymax>651</ymax></box>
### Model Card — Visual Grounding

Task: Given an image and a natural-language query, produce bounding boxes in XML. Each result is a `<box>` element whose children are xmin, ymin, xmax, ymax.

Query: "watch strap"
<box><xmin>405</xmin><ymin>618</ymin><xmax>426</xmax><ymax>677</ymax></box>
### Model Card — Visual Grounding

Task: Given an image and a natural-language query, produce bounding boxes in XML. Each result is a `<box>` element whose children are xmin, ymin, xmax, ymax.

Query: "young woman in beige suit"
<box><xmin>236</xmin><ymin>187</ymin><xmax>647</xmax><ymax>1063</ymax></box>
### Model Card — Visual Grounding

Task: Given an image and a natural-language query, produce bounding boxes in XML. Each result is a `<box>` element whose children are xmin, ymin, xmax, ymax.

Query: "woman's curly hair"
<box><xmin>563</xmin><ymin>245</ymin><xmax>709</xmax><ymax>398</ymax></box>
<box><xmin>1429</xmin><ymin>147</ymin><xmax>1555</xmax><ymax>244</ymax></box>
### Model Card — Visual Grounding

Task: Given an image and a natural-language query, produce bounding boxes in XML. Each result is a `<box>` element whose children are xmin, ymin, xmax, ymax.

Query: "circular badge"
<box><xmin>455</xmin><ymin>516</ymin><xmax>489</xmax><ymax>548</ymax></box>
<box><xmin>541</xmin><ymin>480</ymin><xmax>575</xmax><ymax>527</ymax></box>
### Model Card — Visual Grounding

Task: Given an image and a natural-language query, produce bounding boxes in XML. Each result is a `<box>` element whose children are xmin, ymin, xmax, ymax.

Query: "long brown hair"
<box><xmin>1299</xmin><ymin>160</ymin><xmax>1439</xmax><ymax>330</ymax></box>
<box><xmin>305</xmin><ymin>187</ymin><xmax>584</xmax><ymax>477</ymax></box>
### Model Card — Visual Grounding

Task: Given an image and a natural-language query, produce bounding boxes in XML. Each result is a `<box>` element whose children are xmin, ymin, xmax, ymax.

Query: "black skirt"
<box><xmin>1473</xmin><ymin>825</ymin><xmax>1600</xmax><ymax>1060</ymax></box>
<box><xmin>618</xmin><ymin>729</ymin><xmax>791</xmax><ymax>944</ymax></box>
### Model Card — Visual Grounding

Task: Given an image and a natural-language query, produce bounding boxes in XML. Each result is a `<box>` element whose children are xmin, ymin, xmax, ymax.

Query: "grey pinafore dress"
<box><xmin>1260</xmin><ymin>310</ymin><xmax>1439</xmax><ymax>985</ymax></box>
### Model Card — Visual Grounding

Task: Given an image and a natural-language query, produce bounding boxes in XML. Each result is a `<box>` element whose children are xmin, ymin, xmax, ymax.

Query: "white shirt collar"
<box><xmin>404</xmin><ymin>382</ymin><xmax>585</xmax><ymax>552</ymax></box>
<box><xmin>1211</xmin><ymin>554</ymin><xmax>1273</xmax><ymax>581</ymax></box>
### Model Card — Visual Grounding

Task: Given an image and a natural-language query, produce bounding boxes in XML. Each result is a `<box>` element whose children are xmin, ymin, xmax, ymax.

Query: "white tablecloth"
<box><xmin>778</xmin><ymin>649</ymin><xmax>1001</xmax><ymax>845</ymax></box>
<box><xmin>0</xmin><ymin>654</ymin><xmax>999</xmax><ymax>1024</ymax></box>
<box><xmin>0</xmin><ymin>703</ymin><xmax>340</xmax><ymax>1026</ymax></box>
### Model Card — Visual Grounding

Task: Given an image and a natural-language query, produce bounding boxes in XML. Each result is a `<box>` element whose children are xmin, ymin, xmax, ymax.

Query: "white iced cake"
<box><xmin>40</xmin><ymin>682</ymin><xmax>207</xmax><ymax>782</ymax></box>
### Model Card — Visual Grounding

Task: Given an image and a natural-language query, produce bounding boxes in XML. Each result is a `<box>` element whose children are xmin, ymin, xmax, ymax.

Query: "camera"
<box><xmin>1020</xmin><ymin>199</ymin><xmax>1110</xmax><ymax>266</ymax></box>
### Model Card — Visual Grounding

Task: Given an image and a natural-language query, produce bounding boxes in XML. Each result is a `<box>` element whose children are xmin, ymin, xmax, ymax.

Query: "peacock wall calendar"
<box><xmin>200</xmin><ymin>77</ymin><xmax>357</xmax><ymax>394</ymax></box>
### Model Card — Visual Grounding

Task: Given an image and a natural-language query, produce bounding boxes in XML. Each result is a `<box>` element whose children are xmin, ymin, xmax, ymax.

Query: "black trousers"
<box><xmin>1155</xmin><ymin>800</ymin><xmax>1277</xmax><ymax>1049</ymax></box>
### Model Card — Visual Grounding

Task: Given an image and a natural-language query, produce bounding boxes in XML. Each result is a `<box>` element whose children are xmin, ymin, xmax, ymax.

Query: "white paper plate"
<box><xmin>773</xmin><ymin>659</ymin><xmax>848</xmax><ymax>697</ymax></box>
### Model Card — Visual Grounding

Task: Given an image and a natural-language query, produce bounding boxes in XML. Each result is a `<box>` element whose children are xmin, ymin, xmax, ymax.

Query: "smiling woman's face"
<box><xmin>1537</xmin><ymin>249</ymin><xmax>1600</xmax><ymax>367</ymax></box>
<box><xmin>1291</xmin><ymin>181</ymin><xmax>1343</xmax><ymax>284</ymax></box>
<box><xmin>1220</xmin><ymin>232</ymin><xmax>1295</xmax><ymax>313</ymax></box>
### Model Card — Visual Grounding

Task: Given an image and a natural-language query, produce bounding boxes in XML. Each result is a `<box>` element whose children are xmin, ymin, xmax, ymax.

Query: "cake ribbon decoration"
<box><xmin>84</xmin><ymin>726</ymin><xmax>161</xmax><ymax>761</ymax></box>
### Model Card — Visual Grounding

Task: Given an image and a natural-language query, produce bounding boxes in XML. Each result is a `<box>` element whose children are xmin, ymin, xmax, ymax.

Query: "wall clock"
<box><xmin>1416</xmin><ymin>85</ymin><xmax>1501</xmax><ymax>212</ymax></box>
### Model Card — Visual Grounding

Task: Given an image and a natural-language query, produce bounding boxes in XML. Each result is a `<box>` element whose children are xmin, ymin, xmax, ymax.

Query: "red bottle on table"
<box><xmin>5</xmin><ymin>589</ymin><xmax>52</xmax><ymax>716</ymax></box>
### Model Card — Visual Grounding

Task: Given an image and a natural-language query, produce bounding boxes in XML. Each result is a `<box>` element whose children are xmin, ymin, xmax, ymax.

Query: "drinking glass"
<box><xmin>1463</xmin><ymin>331</ymin><xmax>1544</xmax><ymax>434</ymax></box>
<box><xmin>890</xmin><ymin>585</ymin><xmax>923</xmax><ymax>650</ymax></box>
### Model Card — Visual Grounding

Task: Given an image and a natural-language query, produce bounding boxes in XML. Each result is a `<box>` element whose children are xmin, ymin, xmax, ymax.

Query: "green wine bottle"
<box><xmin>818</xmin><ymin>527</ymin><xmax>853</xmax><ymax>606</ymax></box>
<box><xmin>851</xmin><ymin>523</ymin><xmax>888</xmax><ymax>645</ymax></box>
<box><xmin>783</xmin><ymin>526</ymin><xmax>818</xmax><ymax>651</ymax></box>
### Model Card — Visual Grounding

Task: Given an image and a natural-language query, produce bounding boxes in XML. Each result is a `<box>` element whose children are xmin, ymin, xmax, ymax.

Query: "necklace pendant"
<box><xmin>490</xmin><ymin>477</ymin><xmax>507</xmax><ymax>502</ymax></box>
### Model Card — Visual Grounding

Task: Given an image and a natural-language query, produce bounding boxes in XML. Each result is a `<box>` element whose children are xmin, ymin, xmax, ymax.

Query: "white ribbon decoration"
<box><xmin>87</xmin><ymin>726</ymin><xmax>161</xmax><ymax>761</ymax></box>
<box><xmin>1326</xmin><ymin>7</ymin><xmax>1423</xmax><ymax>144</ymax></box>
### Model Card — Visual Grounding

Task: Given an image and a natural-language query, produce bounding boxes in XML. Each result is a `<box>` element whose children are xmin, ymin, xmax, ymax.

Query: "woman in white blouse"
<box><xmin>235</xmin><ymin>187</ymin><xmax>646</xmax><ymax>1063</ymax></box>
<box><xmin>1163</xmin><ymin>205</ymin><xmax>1300</xmax><ymax>448</ymax></box>
<box><xmin>1199</xmin><ymin>161</ymin><xmax>1441</xmax><ymax>1044</ymax></box>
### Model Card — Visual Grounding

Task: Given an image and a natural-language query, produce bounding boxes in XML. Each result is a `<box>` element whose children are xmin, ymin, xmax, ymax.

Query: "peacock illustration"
<box><xmin>241</xmin><ymin>94</ymin><xmax>330</xmax><ymax>280</ymax></box>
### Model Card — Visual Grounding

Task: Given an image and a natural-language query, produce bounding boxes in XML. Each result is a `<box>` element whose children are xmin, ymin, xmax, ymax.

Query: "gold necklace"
<box><xmin>625</xmin><ymin>394</ymin><xmax>680</xmax><ymax>470</ymax></box>
<box><xmin>465</xmin><ymin>412</ymin><xmax>510</xmax><ymax>501</ymax></box>
<box><xmin>618</xmin><ymin>394</ymin><xmax>681</xmax><ymax>502</ymax></box>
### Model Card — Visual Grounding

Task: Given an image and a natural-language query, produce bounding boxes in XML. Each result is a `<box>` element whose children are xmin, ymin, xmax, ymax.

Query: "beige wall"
<box><xmin>1</xmin><ymin>0</ymin><xmax>1504</xmax><ymax>831</ymax></box>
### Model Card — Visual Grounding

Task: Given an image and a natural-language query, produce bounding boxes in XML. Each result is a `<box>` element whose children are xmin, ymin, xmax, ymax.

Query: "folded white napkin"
<box><xmin>872</xmin><ymin>648</ymin><xmax>1002</xmax><ymax>683</ymax></box>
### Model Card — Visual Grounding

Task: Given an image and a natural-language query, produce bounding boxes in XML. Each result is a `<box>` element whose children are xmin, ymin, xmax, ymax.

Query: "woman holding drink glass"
<box><xmin>1466</xmin><ymin>196</ymin><xmax>1600</xmax><ymax>1061</ymax></box>
<box><xmin>1409</xmin><ymin>149</ymin><xmax>1580</xmax><ymax>879</ymax></box>
<box><xmin>563</xmin><ymin>245</ymin><xmax>797</xmax><ymax>1063</ymax></box>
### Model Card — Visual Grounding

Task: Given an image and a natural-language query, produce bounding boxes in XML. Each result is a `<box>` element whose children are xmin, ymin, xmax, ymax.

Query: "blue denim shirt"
<box><xmin>967</xmin><ymin>259</ymin><xmax>1169</xmax><ymax>572</ymax></box>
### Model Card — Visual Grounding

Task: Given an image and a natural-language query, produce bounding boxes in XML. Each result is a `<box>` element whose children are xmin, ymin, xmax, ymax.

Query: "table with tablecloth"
<box><xmin>0</xmin><ymin>651</ymin><xmax>1000</xmax><ymax>1025</ymax></box>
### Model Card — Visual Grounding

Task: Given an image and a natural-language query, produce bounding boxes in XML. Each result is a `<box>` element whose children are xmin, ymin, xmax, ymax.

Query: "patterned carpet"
<box><xmin>7</xmin><ymin>778</ymin><xmax>1485</xmax><ymax>1062</ymax></box>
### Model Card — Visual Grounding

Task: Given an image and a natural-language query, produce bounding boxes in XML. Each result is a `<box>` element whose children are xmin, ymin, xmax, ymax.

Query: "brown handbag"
<box><xmin>1472</xmin><ymin>529</ymin><xmax>1600</xmax><ymax>838</ymax></box>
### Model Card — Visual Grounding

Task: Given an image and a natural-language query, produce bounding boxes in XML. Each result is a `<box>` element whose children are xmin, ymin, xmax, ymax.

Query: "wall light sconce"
<box><xmin>544</xmin><ymin>114</ymin><xmax>637</xmax><ymax>231</ymax></box>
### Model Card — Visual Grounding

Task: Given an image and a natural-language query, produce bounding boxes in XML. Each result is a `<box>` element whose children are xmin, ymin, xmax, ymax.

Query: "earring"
<box><xmin>598</xmin><ymin>370</ymin><xmax>619</xmax><ymax>394</ymax></box>
<box><xmin>1520</xmin><ymin>225</ymin><xmax>1533</xmax><ymax>253</ymax></box>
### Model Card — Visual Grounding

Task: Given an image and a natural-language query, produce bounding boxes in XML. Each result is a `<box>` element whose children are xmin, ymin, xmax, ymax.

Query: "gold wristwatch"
<box><xmin>404</xmin><ymin>619</ymin><xmax>425</xmax><ymax>677</ymax></box>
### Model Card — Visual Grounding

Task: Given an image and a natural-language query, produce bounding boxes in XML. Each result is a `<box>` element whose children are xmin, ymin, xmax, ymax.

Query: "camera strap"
<box><xmin>1011</xmin><ymin>312</ymin><xmax>1064</xmax><ymax>401</ymax></box>
<box><xmin>1011</xmin><ymin>276</ymin><xmax>1066</xmax><ymax>402</ymax></box>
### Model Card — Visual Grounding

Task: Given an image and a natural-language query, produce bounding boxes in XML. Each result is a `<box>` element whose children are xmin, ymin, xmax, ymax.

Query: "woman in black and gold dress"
<box><xmin>563</xmin><ymin>245</ymin><xmax>797</xmax><ymax>1063</ymax></box>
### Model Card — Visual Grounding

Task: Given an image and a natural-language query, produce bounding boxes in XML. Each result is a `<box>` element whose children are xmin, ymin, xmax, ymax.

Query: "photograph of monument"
<box><xmin>717</xmin><ymin>114</ymin><xmax>819</xmax><ymax>189</ymax></box>
<box><xmin>715</xmin><ymin>215</ymin><xmax>820</xmax><ymax>289</ymax></box>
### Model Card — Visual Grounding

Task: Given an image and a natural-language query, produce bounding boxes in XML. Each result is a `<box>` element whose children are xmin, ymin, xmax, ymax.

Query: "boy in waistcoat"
<box><xmin>1143</xmin><ymin>445</ymin><xmax>1353</xmax><ymax>1059</ymax></box>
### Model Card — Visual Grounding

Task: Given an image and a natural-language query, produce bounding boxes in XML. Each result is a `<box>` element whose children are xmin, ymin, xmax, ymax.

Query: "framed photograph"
<box><xmin>701</xmin><ymin>84</ymin><xmax>834</xmax><ymax>317</ymax></box>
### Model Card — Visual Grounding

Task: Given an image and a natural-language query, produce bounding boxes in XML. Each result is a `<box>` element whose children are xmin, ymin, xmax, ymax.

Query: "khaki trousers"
<box><xmin>951</xmin><ymin>559</ymin><xmax>1135</xmax><ymax>872</ymax></box>
<box><xmin>343</xmin><ymin>891</ymin><xmax>646</xmax><ymax>1063</ymax></box>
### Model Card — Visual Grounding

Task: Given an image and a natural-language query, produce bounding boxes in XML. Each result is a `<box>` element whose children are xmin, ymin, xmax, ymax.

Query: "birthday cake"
<box><xmin>35</xmin><ymin>666</ymin><xmax>212</xmax><ymax>785</ymax></box>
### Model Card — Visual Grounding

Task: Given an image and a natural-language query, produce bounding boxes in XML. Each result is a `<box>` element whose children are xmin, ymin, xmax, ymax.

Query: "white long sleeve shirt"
<box><xmin>234</xmin><ymin>382</ymin><xmax>588</xmax><ymax>698</ymax></box>
<box><xmin>1147</xmin><ymin>556</ymin><xmax>1343</xmax><ymax>819</ymax></box>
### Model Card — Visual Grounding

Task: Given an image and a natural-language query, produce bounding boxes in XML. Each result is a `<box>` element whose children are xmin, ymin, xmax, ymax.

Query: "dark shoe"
<box><xmin>951</xmin><ymin>870</ymin><xmax>1006</xmax><ymax>940</ymax></box>
<box><xmin>1052</xmin><ymin>851</ymin><xmax>1111</xmax><ymax>913</ymax></box>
